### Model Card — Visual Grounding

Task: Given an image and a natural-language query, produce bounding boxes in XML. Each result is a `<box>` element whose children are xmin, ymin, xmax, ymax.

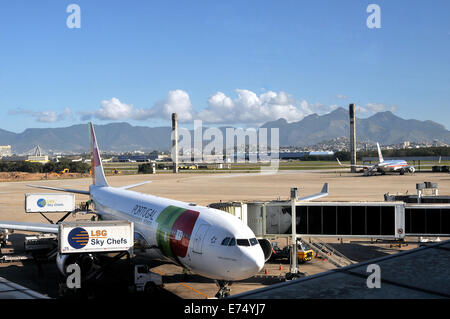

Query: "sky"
<box><xmin>0</xmin><ymin>0</ymin><xmax>449</xmax><ymax>132</ymax></box>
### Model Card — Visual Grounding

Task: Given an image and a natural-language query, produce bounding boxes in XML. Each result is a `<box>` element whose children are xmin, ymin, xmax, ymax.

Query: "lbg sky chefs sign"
<box><xmin>59</xmin><ymin>221</ymin><xmax>134</xmax><ymax>254</ymax></box>
<box><xmin>25</xmin><ymin>193</ymin><xmax>75</xmax><ymax>213</ymax></box>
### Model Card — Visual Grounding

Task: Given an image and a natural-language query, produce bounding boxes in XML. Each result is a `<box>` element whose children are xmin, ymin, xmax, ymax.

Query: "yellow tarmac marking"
<box><xmin>151</xmin><ymin>268</ymin><xmax>210</xmax><ymax>299</ymax></box>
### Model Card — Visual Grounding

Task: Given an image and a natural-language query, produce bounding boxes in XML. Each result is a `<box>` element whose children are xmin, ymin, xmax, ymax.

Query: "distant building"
<box><xmin>0</xmin><ymin>145</ymin><xmax>12</xmax><ymax>157</ymax></box>
<box><xmin>25</xmin><ymin>145</ymin><xmax>49</xmax><ymax>164</ymax></box>
<box><xmin>25</xmin><ymin>155</ymin><xmax>49</xmax><ymax>164</ymax></box>
<box><xmin>309</xmin><ymin>151</ymin><xmax>334</xmax><ymax>156</ymax></box>
<box><xmin>117</xmin><ymin>155</ymin><xmax>157</xmax><ymax>162</ymax></box>
<box><xmin>279</xmin><ymin>152</ymin><xmax>309</xmax><ymax>160</ymax></box>
<box><xmin>157</xmin><ymin>154</ymin><xmax>170</xmax><ymax>160</ymax></box>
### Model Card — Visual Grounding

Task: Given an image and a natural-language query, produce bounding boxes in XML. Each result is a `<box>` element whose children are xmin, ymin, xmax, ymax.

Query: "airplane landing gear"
<box><xmin>215</xmin><ymin>280</ymin><xmax>232</xmax><ymax>298</ymax></box>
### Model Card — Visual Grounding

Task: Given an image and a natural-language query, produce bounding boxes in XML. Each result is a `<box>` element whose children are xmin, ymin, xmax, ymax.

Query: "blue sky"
<box><xmin>0</xmin><ymin>0</ymin><xmax>449</xmax><ymax>132</ymax></box>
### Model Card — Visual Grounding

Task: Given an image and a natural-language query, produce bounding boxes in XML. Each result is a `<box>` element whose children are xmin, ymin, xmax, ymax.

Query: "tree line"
<box><xmin>0</xmin><ymin>160</ymin><xmax>90</xmax><ymax>174</ymax></box>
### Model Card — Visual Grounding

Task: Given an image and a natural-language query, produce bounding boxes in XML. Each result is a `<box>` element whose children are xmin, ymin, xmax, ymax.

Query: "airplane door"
<box><xmin>192</xmin><ymin>224</ymin><xmax>210</xmax><ymax>254</ymax></box>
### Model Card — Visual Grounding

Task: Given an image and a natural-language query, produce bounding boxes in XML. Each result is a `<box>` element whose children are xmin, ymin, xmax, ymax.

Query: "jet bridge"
<box><xmin>404</xmin><ymin>204</ymin><xmax>450</xmax><ymax>236</ymax></box>
<box><xmin>238</xmin><ymin>201</ymin><xmax>450</xmax><ymax>239</ymax></box>
<box><xmin>262</xmin><ymin>201</ymin><xmax>405</xmax><ymax>239</ymax></box>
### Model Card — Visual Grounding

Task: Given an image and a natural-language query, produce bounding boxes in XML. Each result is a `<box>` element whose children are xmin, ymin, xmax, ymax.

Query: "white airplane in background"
<box><xmin>337</xmin><ymin>142</ymin><xmax>415</xmax><ymax>176</ymax></box>
<box><xmin>0</xmin><ymin>123</ymin><xmax>329</xmax><ymax>298</ymax></box>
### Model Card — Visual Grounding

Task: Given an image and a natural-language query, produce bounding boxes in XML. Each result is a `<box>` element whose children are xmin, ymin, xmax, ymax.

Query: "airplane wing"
<box><xmin>336</xmin><ymin>158</ymin><xmax>374</xmax><ymax>169</ymax></box>
<box><xmin>27</xmin><ymin>184</ymin><xmax>90</xmax><ymax>195</ymax></box>
<box><xmin>0</xmin><ymin>221</ymin><xmax>58</xmax><ymax>234</ymax></box>
<box><xmin>297</xmin><ymin>183</ymin><xmax>329</xmax><ymax>201</ymax></box>
<box><xmin>119</xmin><ymin>181</ymin><xmax>152</xmax><ymax>190</ymax></box>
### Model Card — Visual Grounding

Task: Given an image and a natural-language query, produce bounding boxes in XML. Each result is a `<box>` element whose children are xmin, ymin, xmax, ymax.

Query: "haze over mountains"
<box><xmin>1</xmin><ymin>107</ymin><xmax>449</xmax><ymax>154</ymax></box>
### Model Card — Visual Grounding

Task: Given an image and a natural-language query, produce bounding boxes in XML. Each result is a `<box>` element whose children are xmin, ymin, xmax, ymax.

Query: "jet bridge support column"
<box><xmin>290</xmin><ymin>188</ymin><xmax>298</xmax><ymax>274</ymax></box>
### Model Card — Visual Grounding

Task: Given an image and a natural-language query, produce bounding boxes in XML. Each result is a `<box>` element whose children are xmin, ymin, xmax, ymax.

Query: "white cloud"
<box><xmin>82</xmin><ymin>91</ymin><xmax>195</xmax><ymax>122</ymax></box>
<box><xmin>197</xmin><ymin>89</ymin><xmax>312</xmax><ymax>124</ymax></box>
<box><xmin>336</xmin><ymin>94</ymin><xmax>347</xmax><ymax>99</ymax></box>
<box><xmin>97</xmin><ymin>98</ymin><xmax>134</xmax><ymax>120</ymax></box>
<box><xmin>79</xmin><ymin>90</ymin><xmax>399</xmax><ymax>125</ymax></box>
<box><xmin>309</xmin><ymin>103</ymin><xmax>339</xmax><ymax>115</ymax></box>
<box><xmin>148</xmin><ymin>90</ymin><xmax>194</xmax><ymax>122</ymax></box>
<box><xmin>80</xmin><ymin>98</ymin><xmax>134</xmax><ymax>121</ymax></box>
<box><xmin>357</xmin><ymin>103</ymin><xmax>397</xmax><ymax>114</ymax></box>
<box><xmin>8</xmin><ymin>107</ymin><xmax>73</xmax><ymax>123</ymax></box>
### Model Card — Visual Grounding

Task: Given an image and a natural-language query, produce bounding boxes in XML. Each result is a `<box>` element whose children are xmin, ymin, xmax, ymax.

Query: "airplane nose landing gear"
<box><xmin>215</xmin><ymin>280</ymin><xmax>232</xmax><ymax>298</ymax></box>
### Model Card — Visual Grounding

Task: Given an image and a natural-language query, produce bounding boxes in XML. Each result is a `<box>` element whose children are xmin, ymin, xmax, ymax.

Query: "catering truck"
<box><xmin>58</xmin><ymin>220</ymin><xmax>163</xmax><ymax>295</ymax></box>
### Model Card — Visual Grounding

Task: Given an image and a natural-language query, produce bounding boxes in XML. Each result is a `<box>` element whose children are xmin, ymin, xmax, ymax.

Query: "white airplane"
<box><xmin>0</xmin><ymin>123</ymin><xmax>272</xmax><ymax>297</ymax></box>
<box><xmin>336</xmin><ymin>142</ymin><xmax>415</xmax><ymax>176</ymax></box>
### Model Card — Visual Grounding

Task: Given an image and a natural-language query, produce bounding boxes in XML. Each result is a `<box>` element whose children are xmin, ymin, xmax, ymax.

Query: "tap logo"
<box><xmin>68</xmin><ymin>227</ymin><xmax>89</xmax><ymax>249</ymax></box>
<box><xmin>37</xmin><ymin>198</ymin><xmax>47</xmax><ymax>208</ymax></box>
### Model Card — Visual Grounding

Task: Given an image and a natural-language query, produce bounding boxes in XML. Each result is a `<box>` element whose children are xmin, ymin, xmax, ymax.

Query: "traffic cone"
<box><xmin>279</xmin><ymin>264</ymin><xmax>282</xmax><ymax>271</ymax></box>
<box><xmin>265</xmin><ymin>268</ymin><xmax>268</xmax><ymax>275</ymax></box>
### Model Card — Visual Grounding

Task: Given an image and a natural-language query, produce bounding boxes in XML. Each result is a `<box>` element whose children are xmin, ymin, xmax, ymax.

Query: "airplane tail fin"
<box><xmin>89</xmin><ymin>122</ymin><xmax>109</xmax><ymax>187</ymax></box>
<box><xmin>376</xmin><ymin>142</ymin><xmax>384</xmax><ymax>163</ymax></box>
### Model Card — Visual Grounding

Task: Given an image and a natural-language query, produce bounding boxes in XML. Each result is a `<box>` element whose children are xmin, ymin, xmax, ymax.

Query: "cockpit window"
<box><xmin>221</xmin><ymin>237</ymin><xmax>230</xmax><ymax>246</ymax></box>
<box><xmin>228</xmin><ymin>238</ymin><xmax>236</xmax><ymax>246</ymax></box>
<box><xmin>237</xmin><ymin>239</ymin><xmax>250</xmax><ymax>246</ymax></box>
<box><xmin>249</xmin><ymin>238</ymin><xmax>258</xmax><ymax>246</ymax></box>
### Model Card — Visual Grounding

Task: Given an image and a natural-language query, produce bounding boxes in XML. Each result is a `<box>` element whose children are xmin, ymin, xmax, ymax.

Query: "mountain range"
<box><xmin>1</xmin><ymin>107</ymin><xmax>449</xmax><ymax>154</ymax></box>
<box><xmin>262</xmin><ymin>107</ymin><xmax>450</xmax><ymax>147</ymax></box>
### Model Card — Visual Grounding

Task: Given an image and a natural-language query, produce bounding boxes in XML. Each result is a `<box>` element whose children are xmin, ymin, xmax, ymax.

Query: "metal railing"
<box><xmin>305</xmin><ymin>238</ymin><xmax>354</xmax><ymax>268</ymax></box>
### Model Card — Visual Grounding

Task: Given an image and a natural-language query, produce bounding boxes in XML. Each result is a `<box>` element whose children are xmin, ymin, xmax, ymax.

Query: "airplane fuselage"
<box><xmin>89</xmin><ymin>185</ymin><xmax>265</xmax><ymax>281</ymax></box>
<box><xmin>377</xmin><ymin>160</ymin><xmax>409</xmax><ymax>172</ymax></box>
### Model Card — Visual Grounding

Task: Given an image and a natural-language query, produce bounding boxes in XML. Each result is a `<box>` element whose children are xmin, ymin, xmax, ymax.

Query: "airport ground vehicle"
<box><xmin>179</xmin><ymin>164</ymin><xmax>198</xmax><ymax>170</ymax></box>
<box><xmin>134</xmin><ymin>265</ymin><xmax>163</xmax><ymax>292</ymax></box>
<box><xmin>0</xmin><ymin>229</ymin><xmax>7</xmax><ymax>247</ymax></box>
<box><xmin>270</xmin><ymin>241</ymin><xmax>314</xmax><ymax>263</ymax></box>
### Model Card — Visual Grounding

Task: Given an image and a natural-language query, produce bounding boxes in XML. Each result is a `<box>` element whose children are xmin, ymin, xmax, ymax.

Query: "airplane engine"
<box><xmin>56</xmin><ymin>253</ymin><xmax>98</xmax><ymax>277</ymax></box>
<box><xmin>409</xmin><ymin>167</ymin><xmax>415</xmax><ymax>173</ymax></box>
<box><xmin>257</xmin><ymin>239</ymin><xmax>273</xmax><ymax>262</ymax></box>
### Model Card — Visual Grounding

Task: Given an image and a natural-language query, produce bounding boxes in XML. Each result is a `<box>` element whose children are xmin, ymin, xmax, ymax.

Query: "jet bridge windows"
<box><xmin>265</xmin><ymin>203</ymin><xmax>398</xmax><ymax>237</ymax></box>
<box><xmin>405</xmin><ymin>207</ymin><xmax>450</xmax><ymax>235</ymax></box>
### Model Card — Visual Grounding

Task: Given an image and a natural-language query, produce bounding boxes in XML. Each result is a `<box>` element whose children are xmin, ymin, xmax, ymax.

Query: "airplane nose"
<box><xmin>239</xmin><ymin>248</ymin><xmax>265</xmax><ymax>279</ymax></box>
